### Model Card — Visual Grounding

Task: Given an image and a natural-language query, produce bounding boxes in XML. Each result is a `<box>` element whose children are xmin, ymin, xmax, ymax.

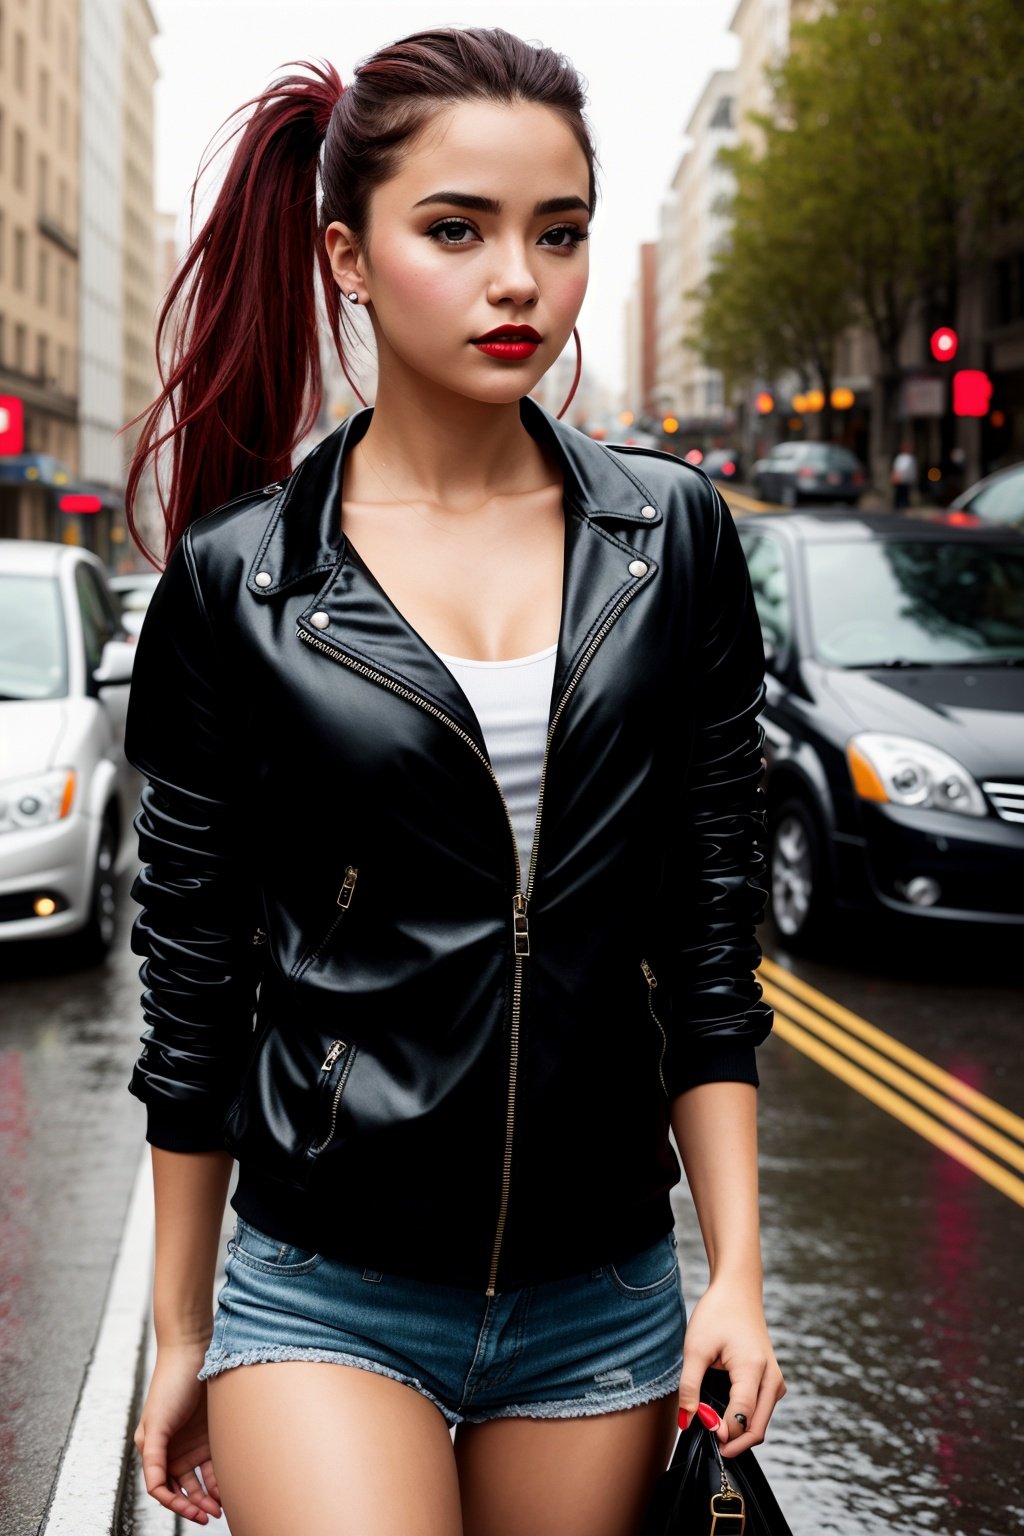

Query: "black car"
<box><xmin>701</xmin><ymin>448</ymin><xmax>742</xmax><ymax>484</ymax></box>
<box><xmin>751</xmin><ymin>442</ymin><xmax>867</xmax><ymax>507</ymax></box>
<box><xmin>948</xmin><ymin>460</ymin><xmax>1024</xmax><ymax>531</ymax></box>
<box><xmin>736</xmin><ymin>511</ymin><xmax>1024</xmax><ymax>950</ymax></box>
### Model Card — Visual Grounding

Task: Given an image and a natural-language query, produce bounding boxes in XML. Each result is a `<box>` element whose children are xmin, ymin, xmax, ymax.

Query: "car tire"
<box><xmin>769</xmin><ymin>796</ymin><xmax>832</xmax><ymax>951</ymax></box>
<box><xmin>66</xmin><ymin>813</ymin><xmax>118</xmax><ymax>967</ymax></box>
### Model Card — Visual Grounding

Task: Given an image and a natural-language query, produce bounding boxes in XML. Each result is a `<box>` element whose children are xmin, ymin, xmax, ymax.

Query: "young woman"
<box><xmin>124</xmin><ymin>27</ymin><xmax>786</xmax><ymax>1536</ymax></box>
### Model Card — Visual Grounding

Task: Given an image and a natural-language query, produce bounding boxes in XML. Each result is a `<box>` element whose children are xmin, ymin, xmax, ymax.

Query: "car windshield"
<box><xmin>798</xmin><ymin>445</ymin><xmax>860</xmax><ymax>469</ymax></box>
<box><xmin>965</xmin><ymin>464</ymin><xmax>1024</xmax><ymax>524</ymax></box>
<box><xmin>804</xmin><ymin>539</ymin><xmax>1024</xmax><ymax>666</ymax></box>
<box><xmin>0</xmin><ymin>574</ymin><xmax>68</xmax><ymax>700</ymax></box>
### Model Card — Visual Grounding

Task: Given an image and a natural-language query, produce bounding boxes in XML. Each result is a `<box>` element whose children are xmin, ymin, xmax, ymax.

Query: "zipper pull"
<box><xmin>336</xmin><ymin>866</ymin><xmax>359</xmax><ymax>909</ymax></box>
<box><xmin>641</xmin><ymin>958</ymin><xmax>657</xmax><ymax>989</ymax></box>
<box><xmin>513</xmin><ymin>893</ymin><xmax>530</xmax><ymax>957</ymax></box>
<box><xmin>321</xmin><ymin>1040</ymin><xmax>348</xmax><ymax>1072</ymax></box>
<box><xmin>252</xmin><ymin>926</ymin><xmax>267</xmax><ymax>945</ymax></box>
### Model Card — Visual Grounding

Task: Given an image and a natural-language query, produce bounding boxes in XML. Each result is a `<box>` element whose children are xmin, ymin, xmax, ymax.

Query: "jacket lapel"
<box><xmin>245</xmin><ymin>397</ymin><xmax>665</xmax><ymax>746</ymax></box>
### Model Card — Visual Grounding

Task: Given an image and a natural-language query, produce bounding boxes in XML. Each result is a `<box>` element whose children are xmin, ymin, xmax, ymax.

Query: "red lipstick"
<box><xmin>471</xmin><ymin>324</ymin><xmax>542</xmax><ymax>361</ymax></box>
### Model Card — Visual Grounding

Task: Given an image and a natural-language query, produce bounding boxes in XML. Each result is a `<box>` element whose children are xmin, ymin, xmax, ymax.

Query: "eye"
<box><xmin>538</xmin><ymin>224</ymin><xmax>590</xmax><ymax>250</ymax></box>
<box><xmin>426</xmin><ymin>219</ymin><xmax>479</xmax><ymax>246</ymax></box>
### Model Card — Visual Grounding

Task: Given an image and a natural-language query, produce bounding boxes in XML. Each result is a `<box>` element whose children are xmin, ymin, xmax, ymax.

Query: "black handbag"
<box><xmin>639</xmin><ymin>1368</ymin><xmax>793</xmax><ymax>1536</ymax></box>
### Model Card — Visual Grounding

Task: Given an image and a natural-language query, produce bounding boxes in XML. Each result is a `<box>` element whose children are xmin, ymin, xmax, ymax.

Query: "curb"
<box><xmin>40</xmin><ymin>1145</ymin><xmax>155</xmax><ymax>1536</ymax></box>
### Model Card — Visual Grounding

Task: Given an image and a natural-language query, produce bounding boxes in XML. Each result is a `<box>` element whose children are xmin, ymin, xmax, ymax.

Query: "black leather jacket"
<box><xmin>125</xmin><ymin>395</ymin><xmax>773</xmax><ymax>1293</ymax></box>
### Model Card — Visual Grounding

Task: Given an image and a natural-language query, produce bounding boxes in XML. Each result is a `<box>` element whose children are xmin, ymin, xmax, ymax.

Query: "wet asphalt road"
<box><xmin>1</xmin><ymin>868</ymin><xmax>1022</xmax><ymax>1535</ymax></box>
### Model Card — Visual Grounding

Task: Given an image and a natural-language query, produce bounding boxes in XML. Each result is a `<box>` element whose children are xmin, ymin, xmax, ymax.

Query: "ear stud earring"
<box><xmin>346</xmin><ymin>291</ymin><xmax>359</xmax><ymax>304</ymax></box>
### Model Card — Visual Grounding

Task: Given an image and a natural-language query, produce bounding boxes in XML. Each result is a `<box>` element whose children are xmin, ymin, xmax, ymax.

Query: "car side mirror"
<box><xmin>93</xmin><ymin>637</ymin><xmax>135</xmax><ymax>688</ymax></box>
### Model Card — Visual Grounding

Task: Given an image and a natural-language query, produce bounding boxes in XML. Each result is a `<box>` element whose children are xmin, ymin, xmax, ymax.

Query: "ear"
<box><xmin>325</xmin><ymin>220</ymin><xmax>366</xmax><ymax>302</ymax></box>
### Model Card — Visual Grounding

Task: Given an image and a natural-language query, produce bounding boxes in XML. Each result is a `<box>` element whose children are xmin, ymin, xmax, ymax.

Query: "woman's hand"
<box><xmin>134</xmin><ymin>1342</ymin><xmax>224</xmax><ymax>1524</ymax></box>
<box><xmin>677</xmin><ymin>1276</ymin><xmax>787</xmax><ymax>1459</ymax></box>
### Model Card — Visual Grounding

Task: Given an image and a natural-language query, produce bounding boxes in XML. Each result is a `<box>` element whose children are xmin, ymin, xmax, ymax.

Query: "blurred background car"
<box><xmin>701</xmin><ymin>448</ymin><xmax>743</xmax><ymax>484</ymax></box>
<box><xmin>108</xmin><ymin>570</ymin><xmax>162</xmax><ymax>644</ymax></box>
<box><xmin>737</xmin><ymin>511</ymin><xmax>1024</xmax><ymax>951</ymax></box>
<box><xmin>0</xmin><ymin>540</ymin><xmax>140</xmax><ymax>965</ymax></box>
<box><xmin>947</xmin><ymin>460</ymin><xmax>1024</xmax><ymax>531</ymax></box>
<box><xmin>752</xmin><ymin>441</ymin><xmax>867</xmax><ymax>506</ymax></box>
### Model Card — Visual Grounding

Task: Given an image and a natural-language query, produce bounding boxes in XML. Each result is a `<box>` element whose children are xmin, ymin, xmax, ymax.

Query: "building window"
<box><xmin>13</xmin><ymin>227</ymin><xmax>25</xmax><ymax>291</ymax></box>
<box><xmin>37</xmin><ymin>333</ymin><xmax>48</xmax><ymax>382</ymax></box>
<box><xmin>58</xmin><ymin>260</ymin><xmax>67</xmax><ymax>318</ymax></box>
<box><xmin>0</xmin><ymin>314</ymin><xmax>5</xmax><ymax>367</ymax></box>
<box><xmin>37</xmin><ymin>153</ymin><xmax>48</xmax><ymax>218</ymax></box>
<box><xmin>14</xmin><ymin>127</ymin><xmax>26</xmax><ymax>189</ymax></box>
<box><xmin>39</xmin><ymin>67</ymin><xmax>49</xmax><ymax>127</ymax></box>
<box><xmin>0</xmin><ymin>107</ymin><xmax>5</xmax><ymax>174</ymax></box>
<box><xmin>41</xmin><ymin>0</ymin><xmax>50</xmax><ymax>41</ymax></box>
<box><xmin>14</xmin><ymin>323</ymin><xmax>26</xmax><ymax>371</ymax></box>
<box><xmin>58</xmin><ymin>343</ymin><xmax>67</xmax><ymax>391</ymax></box>
<box><xmin>58</xmin><ymin>176</ymin><xmax>67</xmax><ymax>226</ymax></box>
<box><xmin>14</xmin><ymin>30</ymin><xmax>25</xmax><ymax>91</ymax></box>
<box><xmin>59</xmin><ymin>17</ymin><xmax>69</xmax><ymax>75</ymax></box>
<box><xmin>58</xmin><ymin>95</ymin><xmax>67</xmax><ymax>151</ymax></box>
<box><xmin>37</xmin><ymin>244</ymin><xmax>47</xmax><ymax>304</ymax></box>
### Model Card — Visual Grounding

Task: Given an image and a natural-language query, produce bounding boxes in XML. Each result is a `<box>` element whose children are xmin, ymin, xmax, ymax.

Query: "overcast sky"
<box><xmin>150</xmin><ymin>0</ymin><xmax>738</xmax><ymax>395</ymax></box>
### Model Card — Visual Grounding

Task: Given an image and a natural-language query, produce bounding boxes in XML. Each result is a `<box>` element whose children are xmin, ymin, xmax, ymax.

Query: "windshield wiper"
<box><xmin>939</xmin><ymin>655</ymin><xmax>1024</xmax><ymax>668</ymax></box>
<box><xmin>846</xmin><ymin>658</ymin><xmax>931</xmax><ymax>669</ymax></box>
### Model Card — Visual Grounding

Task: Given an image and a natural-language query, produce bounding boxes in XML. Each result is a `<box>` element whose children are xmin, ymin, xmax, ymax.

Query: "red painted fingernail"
<box><xmin>696</xmin><ymin>1402</ymin><xmax>720</xmax><ymax>1429</ymax></box>
<box><xmin>678</xmin><ymin>1407</ymin><xmax>689</xmax><ymax>1429</ymax></box>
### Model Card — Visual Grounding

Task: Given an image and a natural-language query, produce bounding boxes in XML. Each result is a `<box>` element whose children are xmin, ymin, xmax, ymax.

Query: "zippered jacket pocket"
<box><xmin>641</xmin><ymin>957</ymin><xmax>669</xmax><ymax>1097</ymax></box>
<box><xmin>305</xmin><ymin>1038</ymin><xmax>358</xmax><ymax>1160</ymax></box>
<box><xmin>291</xmin><ymin>864</ymin><xmax>359</xmax><ymax>987</ymax></box>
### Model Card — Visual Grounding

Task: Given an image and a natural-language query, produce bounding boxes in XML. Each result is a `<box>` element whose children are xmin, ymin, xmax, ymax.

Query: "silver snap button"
<box><xmin>628</xmin><ymin>559</ymin><xmax>649</xmax><ymax>578</ymax></box>
<box><xmin>254</xmin><ymin>571</ymin><xmax>272</xmax><ymax>588</ymax></box>
<box><xmin>640</xmin><ymin>504</ymin><xmax>657</xmax><ymax>518</ymax></box>
<box><xmin>310</xmin><ymin>611</ymin><xmax>330</xmax><ymax>629</ymax></box>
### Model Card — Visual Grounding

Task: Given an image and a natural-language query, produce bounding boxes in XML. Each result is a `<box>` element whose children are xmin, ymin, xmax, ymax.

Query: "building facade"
<box><xmin>0</xmin><ymin>0</ymin><xmax>82</xmax><ymax>539</ymax></box>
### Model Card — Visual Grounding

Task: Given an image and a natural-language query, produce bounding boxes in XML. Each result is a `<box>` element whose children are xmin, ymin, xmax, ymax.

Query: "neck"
<box><xmin>355</xmin><ymin>360</ymin><xmax>555</xmax><ymax>511</ymax></box>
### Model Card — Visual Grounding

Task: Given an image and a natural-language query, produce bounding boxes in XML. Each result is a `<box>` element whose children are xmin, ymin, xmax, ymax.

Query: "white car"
<box><xmin>0</xmin><ymin>540</ymin><xmax>140</xmax><ymax>963</ymax></box>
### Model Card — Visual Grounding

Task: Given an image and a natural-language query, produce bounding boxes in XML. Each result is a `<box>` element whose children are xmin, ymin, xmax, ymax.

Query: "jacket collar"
<box><xmin>245</xmin><ymin>395</ymin><xmax>663</xmax><ymax>599</ymax></box>
<box><xmin>244</xmin><ymin>396</ymin><xmax>665</xmax><ymax>748</ymax></box>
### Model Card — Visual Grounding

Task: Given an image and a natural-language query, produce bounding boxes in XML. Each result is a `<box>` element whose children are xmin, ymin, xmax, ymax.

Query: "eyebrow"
<box><xmin>412</xmin><ymin>192</ymin><xmax>590</xmax><ymax>217</ymax></box>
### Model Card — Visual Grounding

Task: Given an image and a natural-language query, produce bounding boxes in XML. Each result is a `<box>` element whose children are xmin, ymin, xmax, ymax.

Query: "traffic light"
<box><xmin>930</xmin><ymin>327</ymin><xmax>958</xmax><ymax>363</ymax></box>
<box><xmin>952</xmin><ymin>370</ymin><xmax>993</xmax><ymax>417</ymax></box>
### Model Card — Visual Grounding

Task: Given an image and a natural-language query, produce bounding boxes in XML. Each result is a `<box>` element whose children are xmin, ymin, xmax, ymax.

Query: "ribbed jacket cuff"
<box><xmin>140</xmin><ymin>1097</ymin><xmax>231</xmax><ymax>1154</ymax></box>
<box><xmin>669</xmin><ymin>1043</ymin><xmax>760</xmax><ymax>1097</ymax></box>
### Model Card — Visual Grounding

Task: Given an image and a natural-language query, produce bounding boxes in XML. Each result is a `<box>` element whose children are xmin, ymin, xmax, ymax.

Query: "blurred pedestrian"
<box><xmin>890</xmin><ymin>442</ymin><xmax>918</xmax><ymax>510</ymax></box>
<box><xmin>122</xmin><ymin>28</ymin><xmax>785</xmax><ymax>1536</ymax></box>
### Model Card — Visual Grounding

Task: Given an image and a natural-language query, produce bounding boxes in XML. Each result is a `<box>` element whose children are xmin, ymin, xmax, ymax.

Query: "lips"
<box><xmin>472</xmin><ymin>325</ymin><xmax>542</xmax><ymax>342</ymax></box>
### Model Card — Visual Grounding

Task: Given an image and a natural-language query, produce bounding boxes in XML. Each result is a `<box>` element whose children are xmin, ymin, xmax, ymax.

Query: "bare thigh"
<box><xmin>207</xmin><ymin>1362</ymin><xmax>463</xmax><ymax>1536</ymax></box>
<box><xmin>454</xmin><ymin>1394</ymin><xmax>678</xmax><ymax>1536</ymax></box>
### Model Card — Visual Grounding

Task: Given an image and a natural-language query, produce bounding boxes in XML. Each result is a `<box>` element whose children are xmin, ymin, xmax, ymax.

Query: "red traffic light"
<box><xmin>0</xmin><ymin>395</ymin><xmax>24</xmax><ymax>454</ymax></box>
<box><xmin>59</xmin><ymin>494</ymin><xmax>103</xmax><ymax>514</ymax></box>
<box><xmin>930</xmin><ymin>327</ymin><xmax>958</xmax><ymax>363</ymax></box>
<box><xmin>952</xmin><ymin>370</ymin><xmax>993</xmax><ymax>418</ymax></box>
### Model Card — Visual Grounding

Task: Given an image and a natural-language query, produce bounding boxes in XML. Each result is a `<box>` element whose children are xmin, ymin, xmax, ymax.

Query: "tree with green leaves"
<box><xmin>688</xmin><ymin>0</ymin><xmax>1024</xmax><ymax>479</ymax></box>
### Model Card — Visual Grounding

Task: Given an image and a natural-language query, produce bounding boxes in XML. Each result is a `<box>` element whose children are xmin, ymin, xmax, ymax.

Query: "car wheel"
<box><xmin>67</xmin><ymin>814</ymin><xmax>118</xmax><ymax>966</ymax></box>
<box><xmin>769</xmin><ymin>796</ymin><xmax>831</xmax><ymax>950</ymax></box>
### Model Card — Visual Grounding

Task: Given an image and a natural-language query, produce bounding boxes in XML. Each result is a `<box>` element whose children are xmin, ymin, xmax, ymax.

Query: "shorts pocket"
<box><xmin>228</xmin><ymin>1217</ymin><xmax>325</xmax><ymax>1275</ymax></box>
<box><xmin>602</xmin><ymin>1234</ymin><xmax>679</xmax><ymax>1298</ymax></box>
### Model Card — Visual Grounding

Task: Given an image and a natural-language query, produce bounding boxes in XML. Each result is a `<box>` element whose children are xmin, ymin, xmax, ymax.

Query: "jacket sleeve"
<box><xmin>664</xmin><ymin>475</ymin><xmax>774</xmax><ymax>1097</ymax></box>
<box><xmin>124</xmin><ymin>527</ymin><xmax>258</xmax><ymax>1151</ymax></box>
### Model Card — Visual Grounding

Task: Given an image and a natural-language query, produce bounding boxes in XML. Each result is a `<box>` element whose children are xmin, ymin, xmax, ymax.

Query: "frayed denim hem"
<box><xmin>197</xmin><ymin>1346</ymin><xmax>463</xmax><ymax>1428</ymax></box>
<box><xmin>459</xmin><ymin>1357</ymin><xmax>684</xmax><ymax>1424</ymax></box>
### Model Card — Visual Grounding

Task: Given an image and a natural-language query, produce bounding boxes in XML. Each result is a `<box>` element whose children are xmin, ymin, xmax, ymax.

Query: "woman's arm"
<box><xmin>151</xmin><ymin>1147</ymin><xmax>235</xmax><ymax>1346</ymax></box>
<box><xmin>671</xmin><ymin>1082</ymin><xmax>785</xmax><ymax>1460</ymax></box>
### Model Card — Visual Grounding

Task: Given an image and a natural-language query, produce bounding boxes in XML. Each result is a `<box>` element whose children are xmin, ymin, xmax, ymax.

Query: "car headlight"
<box><xmin>0</xmin><ymin>769</ymin><xmax>77</xmax><ymax>834</ymax></box>
<box><xmin>846</xmin><ymin>733</ymin><xmax>986</xmax><ymax>817</ymax></box>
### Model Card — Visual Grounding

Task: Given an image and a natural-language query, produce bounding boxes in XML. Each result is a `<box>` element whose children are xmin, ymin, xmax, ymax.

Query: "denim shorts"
<box><xmin>197</xmin><ymin>1217</ymin><xmax>685</xmax><ymax>1426</ymax></box>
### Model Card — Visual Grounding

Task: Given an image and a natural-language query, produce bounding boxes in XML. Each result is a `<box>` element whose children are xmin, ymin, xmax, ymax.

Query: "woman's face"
<box><xmin>327</xmin><ymin>99</ymin><xmax>591</xmax><ymax>404</ymax></box>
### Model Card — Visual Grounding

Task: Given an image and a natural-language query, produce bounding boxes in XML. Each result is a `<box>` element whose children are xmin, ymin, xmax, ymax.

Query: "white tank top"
<box><xmin>433</xmin><ymin>642</ymin><xmax>557</xmax><ymax>884</ymax></box>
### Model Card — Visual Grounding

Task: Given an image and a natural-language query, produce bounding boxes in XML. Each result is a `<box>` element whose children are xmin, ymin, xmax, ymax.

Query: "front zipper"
<box><xmin>293</xmin><ymin>864</ymin><xmax>359</xmax><ymax>984</ymax></box>
<box><xmin>297</xmin><ymin>574</ymin><xmax>647</xmax><ymax>1293</ymax></box>
<box><xmin>641</xmin><ymin>958</ymin><xmax>669</xmax><ymax>1097</ymax></box>
<box><xmin>307</xmin><ymin>1038</ymin><xmax>357</xmax><ymax>1156</ymax></box>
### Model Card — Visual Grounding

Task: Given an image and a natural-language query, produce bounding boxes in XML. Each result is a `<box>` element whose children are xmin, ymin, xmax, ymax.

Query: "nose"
<box><xmin>486</xmin><ymin>237</ymin><xmax>540</xmax><ymax>309</ymax></box>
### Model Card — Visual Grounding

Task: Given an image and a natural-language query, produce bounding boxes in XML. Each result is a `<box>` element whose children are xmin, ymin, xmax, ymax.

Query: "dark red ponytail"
<box><xmin>123</xmin><ymin>60</ymin><xmax>344</xmax><ymax>564</ymax></box>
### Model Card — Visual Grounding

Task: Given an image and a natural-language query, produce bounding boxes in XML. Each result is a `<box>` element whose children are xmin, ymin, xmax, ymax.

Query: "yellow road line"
<box><xmin>723</xmin><ymin>489</ymin><xmax>777</xmax><ymax>515</ymax></box>
<box><xmin>760</xmin><ymin>956</ymin><xmax>1024</xmax><ymax>1142</ymax></box>
<box><xmin>760</xmin><ymin>980</ymin><xmax>1024</xmax><ymax>1175</ymax></box>
<box><xmin>772</xmin><ymin>1010</ymin><xmax>1024</xmax><ymax>1207</ymax></box>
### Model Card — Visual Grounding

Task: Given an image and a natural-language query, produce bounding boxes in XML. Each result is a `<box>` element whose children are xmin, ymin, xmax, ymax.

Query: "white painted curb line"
<box><xmin>41</xmin><ymin>1144</ymin><xmax>154</xmax><ymax>1535</ymax></box>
